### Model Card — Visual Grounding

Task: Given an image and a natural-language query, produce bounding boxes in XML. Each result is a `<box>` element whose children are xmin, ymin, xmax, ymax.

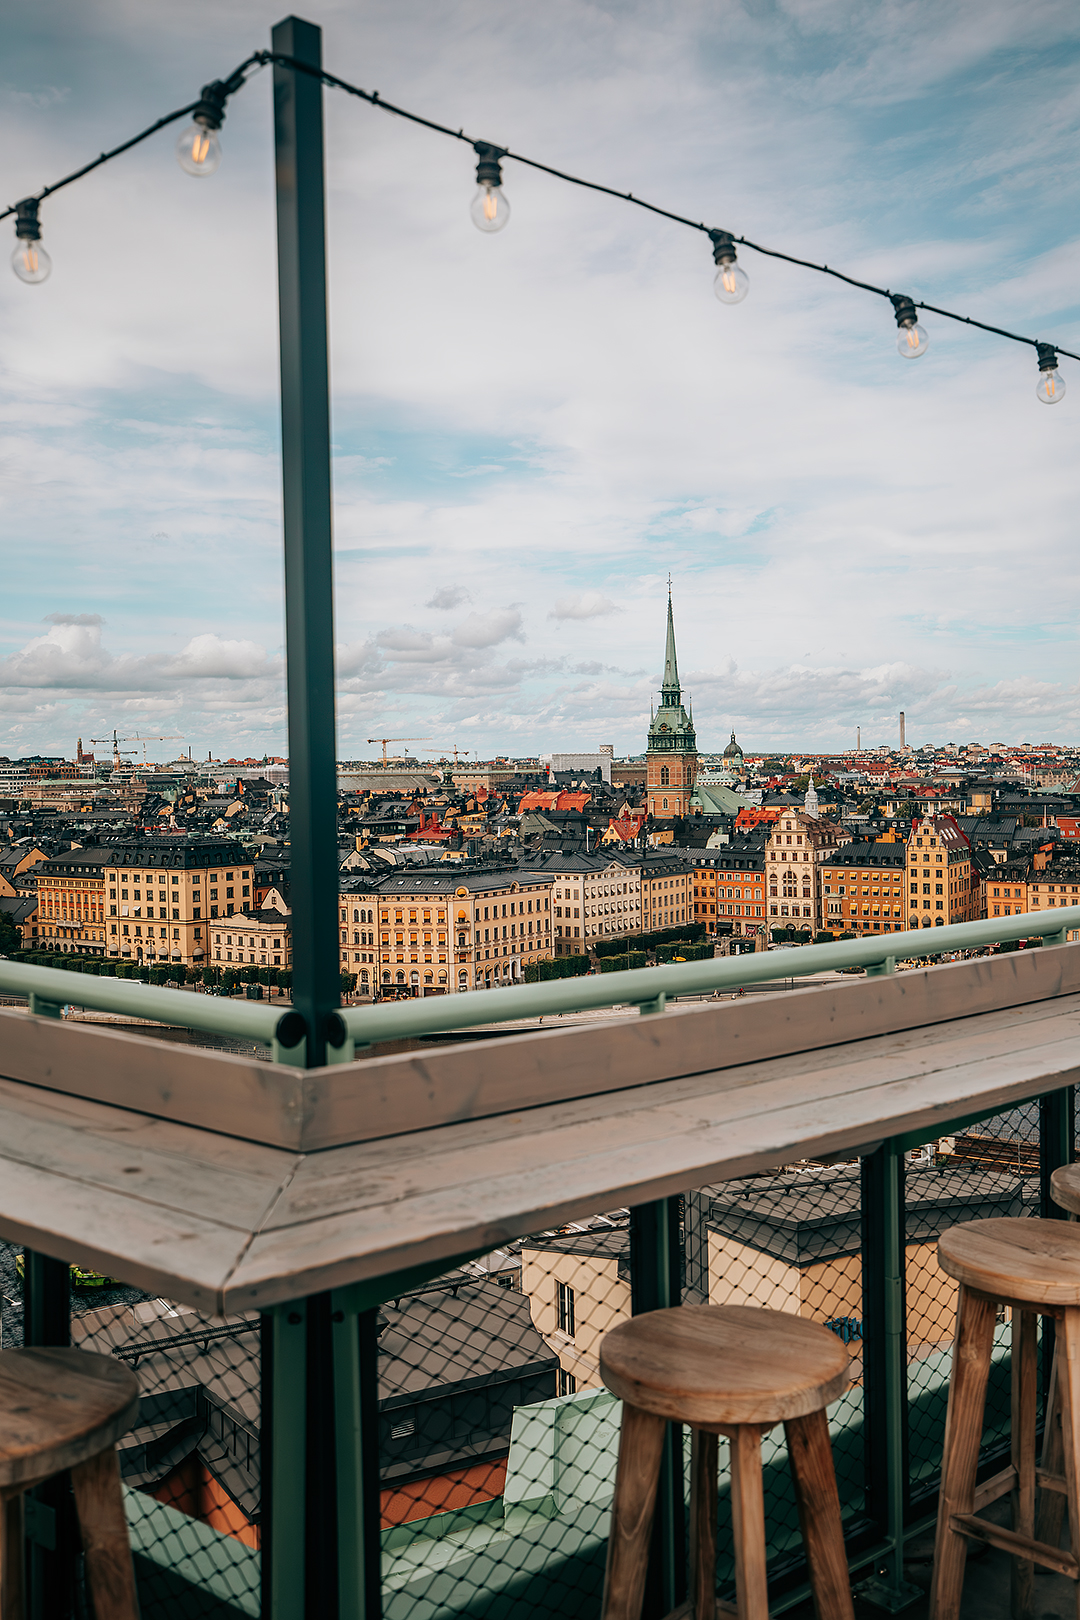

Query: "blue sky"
<box><xmin>2</xmin><ymin>0</ymin><xmax>1079</xmax><ymax>761</ymax></box>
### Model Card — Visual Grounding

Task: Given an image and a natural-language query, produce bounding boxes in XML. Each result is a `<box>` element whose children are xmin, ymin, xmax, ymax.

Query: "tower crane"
<box><xmin>90</xmin><ymin>730</ymin><xmax>185</xmax><ymax>767</ymax></box>
<box><xmin>366</xmin><ymin>736</ymin><xmax>431</xmax><ymax>765</ymax></box>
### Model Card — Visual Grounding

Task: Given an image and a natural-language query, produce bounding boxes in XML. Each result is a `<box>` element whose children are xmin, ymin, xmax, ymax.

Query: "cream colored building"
<box><xmin>765</xmin><ymin>810</ymin><xmax>846</xmax><ymax>931</ymax></box>
<box><xmin>519</xmin><ymin>1228</ymin><xmax>631</xmax><ymax>1394</ymax></box>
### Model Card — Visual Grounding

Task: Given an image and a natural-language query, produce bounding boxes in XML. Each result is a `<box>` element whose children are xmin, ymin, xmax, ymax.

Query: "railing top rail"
<box><xmin>1</xmin><ymin>905</ymin><xmax>1077</xmax><ymax>1053</ymax></box>
<box><xmin>0</xmin><ymin>959</ymin><xmax>283</xmax><ymax>1044</ymax></box>
<box><xmin>340</xmin><ymin>906</ymin><xmax>1080</xmax><ymax>1045</ymax></box>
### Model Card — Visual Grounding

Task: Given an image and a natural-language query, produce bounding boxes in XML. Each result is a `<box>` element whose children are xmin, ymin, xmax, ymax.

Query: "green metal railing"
<box><xmin>5</xmin><ymin>905</ymin><xmax>1076</xmax><ymax>1057</ymax></box>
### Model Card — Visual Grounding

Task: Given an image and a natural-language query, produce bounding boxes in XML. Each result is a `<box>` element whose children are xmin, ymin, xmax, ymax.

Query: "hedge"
<box><xmin>656</xmin><ymin>942</ymin><xmax>711</xmax><ymax>963</ymax></box>
<box><xmin>599</xmin><ymin>952</ymin><xmax>648</xmax><ymax>973</ymax></box>
<box><xmin>524</xmin><ymin>955</ymin><xmax>591</xmax><ymax>982</ymax></box>
<box><xmin>594</xmin><ymin>923</ymin><xmax>706</xmax><ymax>957</ymax></box>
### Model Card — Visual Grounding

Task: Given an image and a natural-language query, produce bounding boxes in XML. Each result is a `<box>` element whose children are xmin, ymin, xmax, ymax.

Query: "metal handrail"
<box><xmin>1</xmin><ymin>904</ymin><xmax>1077</xmax><ymax>1052</ymax></box>
<box><xmin>0</xmin><ymin>959</ymin><xmax>283</xmax><ymax>1043</ymax></box>
<box><xmin>340</xmin><ymin>906</ymin><xmax>1080</xmax><ymax>1046</ymax></box>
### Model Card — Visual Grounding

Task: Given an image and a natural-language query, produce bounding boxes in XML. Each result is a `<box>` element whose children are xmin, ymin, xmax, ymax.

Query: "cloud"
<box><xmin>0</xmin><ymin>619</ymin><xmax>278</xmax><ymax>693</ymax></box>
<box><xmin>426</xmin><ymin>585</ymin><xmax>471</xmax><ymax>610</ymax></box>
<box><xmin>549</xmin><ymin>593</ymin><xmax>622</xmax><ymax>622</ymax></box>
<box><xmin>451</xmin><ymin>607</ymin><xmax>525</xmax><ymax>648</ymax></box>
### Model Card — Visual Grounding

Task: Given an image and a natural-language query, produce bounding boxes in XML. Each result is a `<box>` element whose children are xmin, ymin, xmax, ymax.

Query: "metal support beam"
<box><xmin>857</xmin><ymin>1142</ymin><xmax>920</xmax><ymax>1612</ymax></box>
<box><xmin>272</xmin><ymin>12</ymin><xmax>339</xmax><ymax>1071</ymax></box>
<box><xmin>22</xmin><ymin>1254</ymin><xmax>75</xmax><ymax>1620</ymax></box>
<box><xmin>630</xmin><ymin>1198</ymin><xmax>685</xmax><ymax>1618</ymax></box>
<box><xmin>1039</xmin><ymin>1086</ymin><xmax>1075</xmax><ymax>1412</ymax></box>
<box><xmin>261</xmin><ymin>1303</ymin><xmax>309</xmax><ymax>1620</ymax></box>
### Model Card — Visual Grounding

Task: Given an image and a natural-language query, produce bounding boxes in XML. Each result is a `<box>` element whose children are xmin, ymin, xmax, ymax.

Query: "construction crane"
<box><xmin>440</xmin><ymin>745</ymin><xmax>476</xmax><ymax>768</ymax></box>
<box><xmin>366</xmin><ymin>736</ymin><xmax>431</xmax><ymax>765</ymax></box>
<box><xmin>90</xmin><ymin>730</ymin><xmax>184</xmax><ymax>767</ymax></box>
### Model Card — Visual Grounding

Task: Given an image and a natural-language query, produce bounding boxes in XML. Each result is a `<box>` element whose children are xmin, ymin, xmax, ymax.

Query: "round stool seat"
<box><xmin>938</xmin><ymin>1218</ymin><xmax>1080</xmax><ymax>1306</ymax></box>
<box><xmin>599</xmin><ymin>1304</ymin><xmax>850</xmax><ymax>1428</ymax></box>
<box><xmin>0</xmin><ymin>1347</ymin><xmax>140</xmax><ymax>1491</ymax></box>
<box><xmin>1051</xmin><ymin>1163</ymin><xmax>1080</xmax><ymax>1216</ymax></box>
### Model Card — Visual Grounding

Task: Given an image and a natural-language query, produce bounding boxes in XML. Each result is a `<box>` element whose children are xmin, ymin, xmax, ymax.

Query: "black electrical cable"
<box><xmin>5</xmin><ymin>46</ymin><xmax>1076</xmax><ymax>367</ymax></box>
<box><xmin>0</xmin><ymin>54</ymin><xmax>266</xmax><ymax>222</ymax></box>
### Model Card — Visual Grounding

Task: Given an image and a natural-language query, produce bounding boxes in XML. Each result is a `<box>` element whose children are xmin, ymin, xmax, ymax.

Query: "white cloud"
<box><xmin>451</xmin><ymin>607</ymin><xmax>525</xmax><ymax>648</ymax></box>
<box><xmin>549</xmin><ymin>593</ymin><xmax>621</xmax><ymax>621</ymax></box>
<box><xmin>426</xmin><ymin>584</ymin><xmax>471</xmax><ymax>610</ymax></box>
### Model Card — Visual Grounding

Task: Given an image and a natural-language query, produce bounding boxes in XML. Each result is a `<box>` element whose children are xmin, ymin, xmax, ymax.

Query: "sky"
<box><xmin>2</xmin><ymin>0</ymin><xmax>1079</xmax><ymax>763</ymax></box>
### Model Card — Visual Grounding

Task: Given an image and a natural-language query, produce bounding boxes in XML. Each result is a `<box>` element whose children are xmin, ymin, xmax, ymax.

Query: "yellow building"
<box><xmin>34</xmin><ymin>849</ymin><xmax>107</xmax><ymax>956</ymax></box>
<box><xmin>906</xmin><ymin>814</ymin><xmax>976</xmax><ymax>930</ymax></box>
<box><xmin>96</xmin><ymin>839</ymin><xmax>250</xmax><ymax>968</ymax></box>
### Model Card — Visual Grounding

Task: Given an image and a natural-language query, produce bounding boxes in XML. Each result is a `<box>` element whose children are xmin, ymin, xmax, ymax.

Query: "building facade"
<box><xmin>692</xmin><ymin>845</ymin><xmax>767</xmax><ymax>936</ymax></box>
<box><xmin>822</xmin><ymin>840</ymin><xmax>908</xmax><ymax>936</ymax></box>
<box><xmin>906</xmin><ymin>815</ymin><xmax>976</xmax><ymax>929</ymax></box>
<box><xmin>646</xmin><ymin>593</ymin><xmax>697</xmax><ymax>819</ymax></box>
<box><xmin>764</xmin><ymin>811</ymin><xmax>847</xmax><ymax>932</ymax></box>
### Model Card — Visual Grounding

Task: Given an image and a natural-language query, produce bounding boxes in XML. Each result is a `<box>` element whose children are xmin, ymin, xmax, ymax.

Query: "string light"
<box><xmin>1036</xmin><ymin>344</ymin><xmax>1066</xmax><ymax>405</ymax></box>
<box><xmin>2</xmin><ymin>45</ymin><xmax>1074</xmax><ymax>404</ymax></box>
<box><xmin>11</xmin><ymin>199</ymin><xmax>50</xmax><ymax>284</ymax></box>
<box><xmin>891</xmin><ymin>294</ymin><xmax>929</xmax><ymax>359</ymax></box>
<box><xmin>176</xmin><ymin>81</ymin><xmax>230</xmax><ymax>176</ymax></box>
<box><xmin>709</xmin><ymin>231</ymin><xmax>748</xmax><ymax>305</ymax></box>
<box><xmin>470</xmin><ymin>144</ymin><xmax>510</xmax><ymax>233</ymax></box>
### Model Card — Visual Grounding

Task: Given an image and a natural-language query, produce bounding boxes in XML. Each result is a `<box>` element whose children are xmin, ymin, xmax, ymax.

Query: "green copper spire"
<box><xmin>662</xmin><ymin>580</ymin><xmax>680</xmax><ymax>699</ymax></box>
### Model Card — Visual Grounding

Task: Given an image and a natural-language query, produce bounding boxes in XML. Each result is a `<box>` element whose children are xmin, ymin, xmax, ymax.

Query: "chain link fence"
<box><xmin>3</xmin><ymin>1084</ymin><xmax>1076</xmax><ymax>1618</ymax></box>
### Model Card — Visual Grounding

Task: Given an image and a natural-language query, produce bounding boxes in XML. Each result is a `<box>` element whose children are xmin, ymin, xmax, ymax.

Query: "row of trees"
<box><xmin>12</xmin><ymin>951</ymin><xmax>299</xmax><ymax>993</ymax></box>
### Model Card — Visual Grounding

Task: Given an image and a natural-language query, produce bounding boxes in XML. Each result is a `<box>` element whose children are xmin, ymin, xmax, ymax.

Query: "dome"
<box><xmin>723</xmin><ymin>731</ymin><xmax>744</xmax><ymax>760</ymax></box>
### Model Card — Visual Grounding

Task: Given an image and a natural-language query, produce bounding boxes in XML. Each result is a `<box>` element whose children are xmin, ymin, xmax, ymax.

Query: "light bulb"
<box><xmin>470</xmin><ymin>183</ymin><xmax>510</xmax><ymax>233</ymax></box>
<box><xmin>713</xmin><ymin>259</ymin><xmax>749</xmax><ymax>304</ymax></box>
<box><xmin>896</xmin><ymin>319</ymin><xmax>928</xmax><ymax>358</ymax></box>
<box><xmin>177</xmin><ymin>120</ymin><xmax>222</xmax><ymax>177</ymax></box>
<box><xmin>11</xmin><ymin>236</ymin><xmax>51</xmax><ymax>285</ymax></box>
<box><xmin>1037</xmin><ymin>367</ymin><xmax>1065</xmax><ymax>404</ymax></box>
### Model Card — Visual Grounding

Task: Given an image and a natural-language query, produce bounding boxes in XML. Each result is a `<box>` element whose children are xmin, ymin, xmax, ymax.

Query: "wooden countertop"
<box><xmin>1</xmin><ymin>948</ymin><xmax>1078</xmax><ymax>1313</ymax></box>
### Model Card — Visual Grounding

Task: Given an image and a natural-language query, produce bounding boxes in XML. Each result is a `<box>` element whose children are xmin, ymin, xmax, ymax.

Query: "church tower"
<box><xmin>646</xmin><ymin>586</ymin><xmax>697</xmax><ymax>818</ymax></box>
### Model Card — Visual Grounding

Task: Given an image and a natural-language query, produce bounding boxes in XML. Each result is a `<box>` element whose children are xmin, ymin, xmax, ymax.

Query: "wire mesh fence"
<box><xmin>3</xmin><ymin>1083</ymin><xmax>1076</xmax><ymax>1619</ymax></box>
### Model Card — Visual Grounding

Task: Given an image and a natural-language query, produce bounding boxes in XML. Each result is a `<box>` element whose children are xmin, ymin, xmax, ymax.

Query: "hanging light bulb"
<box><xmin>470</xmin><ymin>143</ymin><xmax>510</xmax><ymax>233</ymax></box>
<box><xmin>176</xmin><ymin>80</ymin><xmax>229</xmax><ymax>177</ymax></box>
<box><xmin>891</xmin><ymin>294</ymin><xmax>928</xmax><ymax>358</ymax></box>
<box><xmin>1036</xmin><ymin>343</ymin><xmax>1066</xmax><ymax>404</ymax></box>
<box><xmin>11</xmin><ymin>198</ymin><xmax>51</xmax><ymax>284</ymax></box>
<box><xmin>709</xmin><ymin>230</ymin><xmax>749</xmax><ymax>304</ymax></box>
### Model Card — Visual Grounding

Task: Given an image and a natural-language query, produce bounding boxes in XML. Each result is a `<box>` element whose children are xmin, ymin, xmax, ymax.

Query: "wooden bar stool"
<box><xmin>598</xmin><ymin>1304</ymin><xmax>855</xmax><ymax>1620</ymax></box>
<box><xmin>1033</xmin><ymin>1165</ymin><xmax>1080</xmax><ymax>1559</ymax></box>
<box><xmin>928</xmin><ymin>1217</ymin><xmax>1080</xmax><ymax>1620</ymax></box>
<box><xmin>0</xmin><ymin>1347</ymin><xmax>141</xmax><ymax>1619</ymax></box>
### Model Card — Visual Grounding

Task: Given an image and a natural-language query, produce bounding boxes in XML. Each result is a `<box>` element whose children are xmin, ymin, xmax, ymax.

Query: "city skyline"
<box><xmin>2</xmin><ymin>0</ymin><xmax>1079</xmax><ymax>759</ymax></box>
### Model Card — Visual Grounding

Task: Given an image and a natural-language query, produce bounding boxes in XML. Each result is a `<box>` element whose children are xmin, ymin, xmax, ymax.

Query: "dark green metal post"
<box><xmin>630</xmin><ymin>1198</ymin><xmax>686</xmax><ymax>1617</ymax></box>
<box><xmin>1039</xmin><ymin>1087</ymin><xmax>1075</xmax><ymax>1412</ymax></box>
<box><xmin>23</xmin><ymin>1254</ymin><xmax>75</xmax><ymax>1619</ymax></box>
<box><xmin>272</xmin><ymin>12</ymin><xmax>339</xmax><ymax>1072</ymax></box>
<box><xmin>268</xmin><ymin>18</ymin><xmax>362</xmax><ymax>1620</ymax></box>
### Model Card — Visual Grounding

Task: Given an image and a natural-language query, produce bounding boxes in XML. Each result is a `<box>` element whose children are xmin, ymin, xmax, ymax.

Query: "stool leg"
<box><xmin>690</xmin><ymin>1429</ymin><xmax>718</xmax><ymax>1620</ymax></box>
<box><xmin>69</xmin><ymin>1448</ymin><xmax>140</xmax><ymax>1620</ymax></box>
<box><xmin>1010</xmin><ymin>1308</ymin><xmax>1038</xmax><ymax>1620</ymax></box>
<box><xmin>600</xmin><ymin>1402</ymin><xmax>667</xmax><ymax>1620</ymax></box>
<box><xmin>928</xmin><ymin>1285</ymin><xmax>996</xmax><ymax>1620</ymax></box>
<box><xmin>0</xmin><ymin>1491</ymin><xmax>25</xmax><ymax>1620</ymax></box>
<box><xmin>785</xmin><ymin>1408</ymin><xmax>855</xmax><ymax>1620</ymax></box>
<box><xmin>729</xmin><ymin>1425</ymin><xmax>769</xmax><ymax>1620</ymax></box>
<box><xmin>1054</xmin><ymin>1308</ymin><xmax>1080</xmax><ymax>1620</ymax></box>
<box><xmin>1035</xmin><ymin>1331</ymin><xmax>1067</xmax><ymax>1552</ymax></box>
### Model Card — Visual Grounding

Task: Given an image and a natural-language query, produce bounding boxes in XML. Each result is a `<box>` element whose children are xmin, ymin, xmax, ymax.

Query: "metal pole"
<box><xmin>1039</xmin><ymin>1087</ymin><xmax>1075</xmax><ymax>1412</ymax></box>
<box><xmin>630</xmin><ymin>1198</ymin><xmax>686</xmax><ymax>1617</ymax></box>
<box><xmin>857</xmin><ymin>1142</ymin><xmax>920</xmax><ymax>1612</ymax></box>
<box><xmin>23</xmin><ymin>1254</ymin><xmax>76</xmax><ymax>1620</ymax></box>
<box><xmin>272</xmin><ymin>12</ymin><xmax>340</xmax><ymax>1072</ymax></box>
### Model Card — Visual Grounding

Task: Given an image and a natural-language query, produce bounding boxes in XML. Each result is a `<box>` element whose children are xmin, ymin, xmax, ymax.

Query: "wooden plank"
<box><xmin>0</xmin><ymin>1009</ymin><xmax>305</xmax><ymax>1147</ymax></box>
<box><xmin>3</xmin><ymin>946</ymin><xmax>1080</xmax><ymax>1152</ymax></box>
<box><xmin>298</xmin><ymin>946</ymin><xmax>1080</xmax><ymax>1149</ymax></box>
<box><xmin>949</xmin><ymin>1514</ymin><xmax>1079</xmax><ymax>1579</ymax></box>
<box><xmin>225</xmin><ymin>1013</ymin><xmax>1080</xmax><ymax>1304</ymax></box>
<box><xmin>69</xmin><ymin>1446</ymin><xmax>142</xmax><ymax>1620</ymax></box>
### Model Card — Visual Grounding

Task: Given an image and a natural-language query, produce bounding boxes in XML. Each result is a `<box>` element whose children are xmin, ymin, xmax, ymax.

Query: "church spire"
<box><xmin>662</xmin><ymin>575</ymin><xmax>680</xmax><ymax>701</ymax></box>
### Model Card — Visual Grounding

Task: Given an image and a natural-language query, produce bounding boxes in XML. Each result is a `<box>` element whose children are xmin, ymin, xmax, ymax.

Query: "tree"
<box><xmin>0</xmin><ymin>913</ymin><xmax>20</xmax><ymax>956</ymax></box>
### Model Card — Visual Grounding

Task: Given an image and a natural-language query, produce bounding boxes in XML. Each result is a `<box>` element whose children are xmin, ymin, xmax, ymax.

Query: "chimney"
<box><xmin>899</xmin><ymin>711</ymin><xmax>906</xmax><ymax>749</ymax></box>
<box><xmin>857</xmin><ymin>726</ymin><xmax>861</xmax><ymax>752</ymax></box>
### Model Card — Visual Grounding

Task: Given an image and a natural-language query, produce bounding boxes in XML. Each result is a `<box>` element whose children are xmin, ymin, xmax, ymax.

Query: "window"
<box><xmin>556</xmin><ymin>1281</ymin><xmax>575</xmax><ymax>1338</ymax></box>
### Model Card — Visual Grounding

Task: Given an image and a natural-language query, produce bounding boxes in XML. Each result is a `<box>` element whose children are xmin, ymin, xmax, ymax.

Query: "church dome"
<box><xmin>723</xmin><ymin>731</ymin><xmax>744</xmax><ymax>760</ymax></box>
